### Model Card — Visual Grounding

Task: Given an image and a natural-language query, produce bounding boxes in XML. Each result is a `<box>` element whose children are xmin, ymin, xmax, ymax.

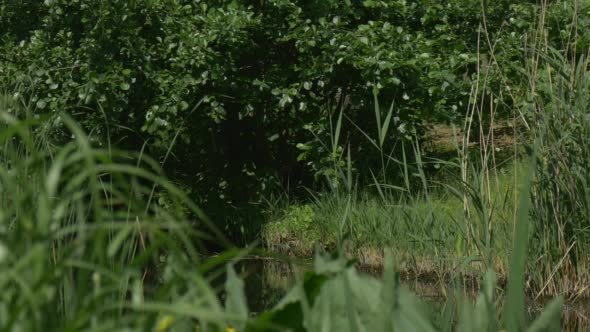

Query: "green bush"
<box><xmin>0</xmin><ymin>0</ymin><xmax>547</xmax><ymax>210</ymax></box>
<box><xmin>263</xmin><ymin>205</ymin><xmax>322</xmax><ymax>255</ymax></box>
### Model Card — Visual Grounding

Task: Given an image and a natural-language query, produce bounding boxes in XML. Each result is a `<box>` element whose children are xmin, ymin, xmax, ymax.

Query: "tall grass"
<box><xmin>0</xmin><ymin>95</ymin><xmax>241</xmax><ymax>331</ymax></box>
<box><xmin>0</xmin><ymin>94</ymin><xmax>567</xmax><ymax>331</ymax></box>
<box><xmin>529</xmin><ymin>51</ymin><xmax>590</xmax><ymax>298</ymax></box>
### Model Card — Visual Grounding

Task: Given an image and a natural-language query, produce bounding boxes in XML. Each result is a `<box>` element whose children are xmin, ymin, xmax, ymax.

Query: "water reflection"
<box><xmin>237</xmin><ymin>257</ymin><xmax>306</xmax><ymax>312</ymax></box>
<box><xmin>236</xmin><ymin>258</ymin><xmax>590</xmax><ymax>330</ymax></box>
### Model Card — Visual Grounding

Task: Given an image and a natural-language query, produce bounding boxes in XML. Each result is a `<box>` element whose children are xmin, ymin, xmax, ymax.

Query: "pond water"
<box><xmin>235</xmin><ymin>257</ymin><xmax>590</xmax><ymax>331</ymax></box>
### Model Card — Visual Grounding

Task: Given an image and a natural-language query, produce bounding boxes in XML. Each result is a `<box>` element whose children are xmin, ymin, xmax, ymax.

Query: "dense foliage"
<box><xmin>0</xmin><ymin>2</ymin><xmax>527</xmax><ymax>189</ymax></box>
<box><xmin>2</xmin><ymin>2</ymin><xmax>590</xmax><ymax>329</ymax></box>
<box><xmin>1</xmin><ymin>1</ymin><xmax>588</xmax><ymax>236</ymax></box>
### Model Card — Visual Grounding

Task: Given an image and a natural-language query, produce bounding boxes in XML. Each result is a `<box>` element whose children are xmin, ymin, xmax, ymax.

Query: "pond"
<box><xmin>235</xmin><ymin>257</ymin><xmax>590</xmax><ymax>331</ymax></box>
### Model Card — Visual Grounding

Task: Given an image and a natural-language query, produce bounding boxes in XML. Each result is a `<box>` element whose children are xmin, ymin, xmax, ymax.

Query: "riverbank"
<box><xmin>238</xmin><ymin>257</ymin><xmax>590</xmax><ymax>330</ymax></box>
<box><xmin>260</xmin><ymin>158</ymin><xmax>590</xmax><ymax>300</ymax></box>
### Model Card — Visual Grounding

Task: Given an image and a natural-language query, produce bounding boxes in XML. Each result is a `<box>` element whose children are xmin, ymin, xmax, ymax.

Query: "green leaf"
<box><xmin>380</xmin><ymin>99</ymin><xmax>394</xmax><ymax>147</ymax></box>
<box><xmin>225</xmin><ymin>264</ymin><xmax>249</xmax><ymax>330</ymax></box>
<box><xmin>526</xmin><ymin>297</ymin><xmax>564</xmax><ymax>332</ymax></box>
<box><xmin>504</xmin><ymin>157</ymin><xmax>536</xmax><ymax>332</ymax></box>
<box><xmin>333</xmin><ymin>109</ymin><xmax>343</xmax><ymax>156</ymax></box>
<box><xmin>180</xmin><ymin>101</ymin><xmax>189</xmax><ymax>111</ymax></box>
<box><xmin>247</xmin><ymin>302</ymin><xmax>304</xmax><ymax>332</ymax></box>
<box><xmin>107</xmin><ymin>226</ymin><xmax>134</xmax><ymax>258</ymax></box>
<box><xmin>36</xmin><ymin>100</ymin><xmax>47</xmax><ymax>109</ymax></box>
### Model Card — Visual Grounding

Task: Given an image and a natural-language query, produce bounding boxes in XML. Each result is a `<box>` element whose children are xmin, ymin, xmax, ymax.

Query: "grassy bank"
<box><xmin>262</xmin><ymin>46</ymin><xmax>590</xmax><ymax>299</ymax></box>
<box><xmin>262</xmin><ymin>114</ymin><xmax>590</xmax><ymax>299</ymax></box>
<box><xmin>262</xmin><ymin>157</ymin><xmax>520</xmax><ymax>282</ymax></box>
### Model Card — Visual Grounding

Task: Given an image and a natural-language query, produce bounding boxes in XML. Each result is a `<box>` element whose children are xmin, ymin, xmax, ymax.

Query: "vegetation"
<box><xmin>529</xmin><ymin>52</ymin><xmax>590</xmax><ymax>297</ymax></box>
<box><xmin>0</xmin><ymin>1</ymin><xmax>563</xmax><ymax>217</ymax></box>
<box><xmin>2</xmin><ymin>0</ymin><xmax>590</xmax><ymax>330</ymax></box>
<box><xmin>0</xmin><ymin>100</ymin><xmax>564</xmax><ymax>331</ymax></box>
<box><xmin>259</xmin><ymin>0</ymin><xmax>590</xmax><ymax>299</ymax></box>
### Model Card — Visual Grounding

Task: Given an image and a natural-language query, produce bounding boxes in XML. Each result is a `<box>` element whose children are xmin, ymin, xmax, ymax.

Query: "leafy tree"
<box><xmin>2</xmin><ymin>0</ymin><xmax>578</xmax><ymax>236</ymax></box>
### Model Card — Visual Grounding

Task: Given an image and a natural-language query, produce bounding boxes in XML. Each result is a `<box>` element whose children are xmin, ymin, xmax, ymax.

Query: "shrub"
<box><xmin>0</xmin><ymin>0</ymin><xmax>545</xmax><ymax>211</ymax></box>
